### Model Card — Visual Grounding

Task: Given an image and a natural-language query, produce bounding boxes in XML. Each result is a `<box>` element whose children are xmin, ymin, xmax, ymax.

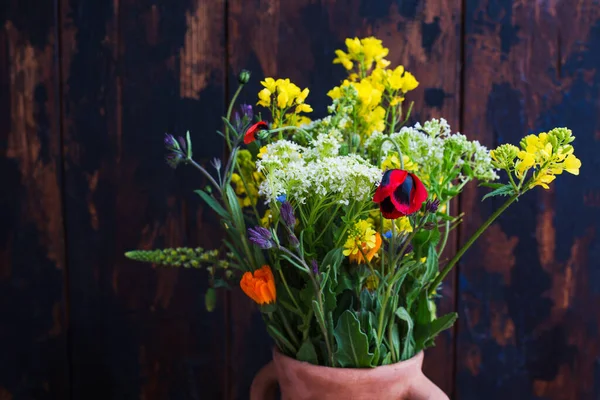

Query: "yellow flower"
<box><xmin>381</xmin><ymin>153</ymin><xmax>418</xmax><ymax>172</ymax></box>
<box><xmin>258</xmin><ymin>146</ymin><xmax>268</xmax><ymax>159</ymax></box>
<box><xmin>333</xmin><ymin>50</ymin><xmax>353</xmax><ymax>70</ymax></box>
<box><xmin>531</xmin><ymin>171</ymin><xmax>556</xmax><ymax>189</ymax></box>
<box><xmin>515</xmin><ymin>150</ymin><xmax>536</xmax><ymax>177</ymax></box>
<box><xmin>295</xmin><ymin>103</ymin><xmax>313</xmax><ymax>113</ymax></box>
<box><xmin>258</xmin><ymin>88</ymin><xmax>271</xmax><ymax>107</ymax></box>
<box><xmin>343</xmin><ymin>220</ymin><xmax>382</xmax><ymax>264</ymax></box>
<box><xmin>382</xmin><ymin>216</ymin><xmax>413</xmax><ymax>234</ymax></box>
<box><xmin>400</xmin><ymin>72</ymin><xmax>419</xmax><ymax>92</ymax></box>
<box><xmin>260</xmin><ymin>209</ymin><xmax>272</xmax><ymax>228</ymax></box>
<box><xmin>261</xmin><ymin>77</ymin><xmax>277</xmax><ymax>92</ymax></box>
<box><xmin>563</xmin><ymin>154</ymin><xmax>581</xmax><ymax>175</ymax></box>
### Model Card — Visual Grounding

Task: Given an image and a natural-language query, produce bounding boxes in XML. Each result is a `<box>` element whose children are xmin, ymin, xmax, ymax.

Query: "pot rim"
<box><xmin>272</xmin><ymin>346</ymin><xmax>424</xmax><ymax>374</ymax></box>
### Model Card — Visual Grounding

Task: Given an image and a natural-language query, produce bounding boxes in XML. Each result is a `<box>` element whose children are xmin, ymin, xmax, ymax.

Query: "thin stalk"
<box><xmin>378</xmin><ymin>137</ymin><xmax>405</xmax><ymax>169</ymax></box>
<box><xmin>224</xmin><ymin>84</ymin><xmax>244</xmax><ymax>150</ymax></box>
<box><xmin>429</xmin><ymin>193</ymin><xmax>520</xmax><ymax>294</ymax></box>
<box><xmin>189</xmin><ymin>159</ymin><xmax>222</xmax><ymax>194</ymax></box>
<box><xmin>278</xmin><ymin>308</ymin><xmax>300</xmax><ymax>349</ymax></box>
<box><xmin>278</xmin><ymin>268</ymin><xmax>302</xmax><ymax>312</ymax></box>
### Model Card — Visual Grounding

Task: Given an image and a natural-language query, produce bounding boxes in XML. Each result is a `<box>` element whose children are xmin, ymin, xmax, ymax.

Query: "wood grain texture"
<box><xmin>458</xmin><ymin>0</ymin><xmax>600</xmax><ymax>399</ymax></box>
<box><xmin>60</xmin><ymin>0</ymin><xmax>226</xmax><ymax>398</ymax></box>
<box><xmin>227</xmin><ymin>0</ymin><xmax>462</xmax><ymax>396</ymax></box>
<box><xmin>0</xmin><ymin>1</ymin><xmax>70</xmax><ymax>398</ymax></box>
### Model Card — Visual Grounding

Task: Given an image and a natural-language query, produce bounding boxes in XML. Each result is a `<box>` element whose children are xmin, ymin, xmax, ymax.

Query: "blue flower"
<box><xmin>276</xmin><ymin>194</ymin><xmax>287</xmax><ymax>203</ymax></box>
<box><xmin>383</xmin><ymin>230</ymin><xmax>393</xmax><ymax>239</ymax></box>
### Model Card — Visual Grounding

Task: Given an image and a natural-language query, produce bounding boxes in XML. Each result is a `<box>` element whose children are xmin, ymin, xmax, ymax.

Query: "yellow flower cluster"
<box><xmin>230</xmin><ymin>150</ymin><xmax>263</xmax><ymax>207</ymax></box>
<box><xmin>343</xmin><ymin>220</ymin><xmax>382</xmax><ymax>264</ymax></box>
<box><xmin>328</xmin><ymin>78</ymin><xmax>386</xmax><ymax>134</ymax></box>
<box><xmin>491</xmin><ymin>128</ymin><xmax>581</xmax><ymax>190</ymax></box>
<box><xmin>333</xmin><ymin>37</ymin><xmax>390</xmax><ymax>75</ymax></box>
<box><xmin>381</xmin><ymin>153</ymin><xmax>418</xmax><ymax>172</ymax></box>
<box><xmin>329</xmin><ymin>38</ymin><xmax>419</xmax><ymax>138</ymax></box>
<box><xmin>257</xmin><ymin>78</ymin><xmax>312</xmax><ymax>127</ymax></box>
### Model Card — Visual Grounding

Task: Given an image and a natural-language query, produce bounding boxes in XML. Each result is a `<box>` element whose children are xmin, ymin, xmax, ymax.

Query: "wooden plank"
<box><xmin>0</xmin><ymin>1</ymin><xmax>70</xmax><ymax>399</ymax></box>
<box><xmin>227</xmin><ymin>0</ymin><xmax>462</xmax><ymax>396</ymax></box>
<box><xmin>459</xmin><ymin>0</ymin><xmax>600</xmax><ymax>398</ymax></box>
<box><xmin>60</xmin><ymin>0</ymin><xmax>227</xmax><ymax>398</ymax></box>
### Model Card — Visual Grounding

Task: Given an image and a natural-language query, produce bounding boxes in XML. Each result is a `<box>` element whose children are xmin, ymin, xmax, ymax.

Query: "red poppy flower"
<box><xmin>373</xmin><ymin>169</ymin><xmax>428</xmax><ymax>219</ymax></box>
<box><xmin>244</xmin><ymin>121</ymin><xmax>268</xmax><ymax>144</ymax></box>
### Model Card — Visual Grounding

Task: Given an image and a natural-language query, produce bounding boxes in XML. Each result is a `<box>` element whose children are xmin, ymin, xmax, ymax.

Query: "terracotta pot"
<box><xmin>250</xmin><ymin>348</ymin><xmax>448</xmax><ymax>400</ymax></box>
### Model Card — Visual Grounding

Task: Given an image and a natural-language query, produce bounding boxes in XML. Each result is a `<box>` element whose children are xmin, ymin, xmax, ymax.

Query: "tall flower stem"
<box><xmin>224</xmin><ymin>84</ymin><xmax>244</xmax><ymax>150</ymax></box>
<box><xmin>428</xmin><ymin>193</ymin><xmax>519</xmax><ymax>295</ymax></box>
<box><xmin>189</xmin><ymin>159</ymin><xmax>222</xmax><ymax>194</ymax></box>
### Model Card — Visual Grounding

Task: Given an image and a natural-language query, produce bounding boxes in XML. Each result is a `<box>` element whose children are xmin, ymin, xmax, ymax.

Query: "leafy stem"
<box><xmin>429</xmin><ymin>192</ymin><xmax>520</xmax><ymax>295</ymax></box>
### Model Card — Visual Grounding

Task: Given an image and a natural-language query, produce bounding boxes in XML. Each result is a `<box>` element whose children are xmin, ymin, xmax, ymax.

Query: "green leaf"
<box><xmin>395</xmin><ymin>307</ymin><xmax>416</xmax><ymax>361</ymax></box>
<box><xmin>333</xmin><ymin>310</ymin><xmax>374</xmax><ymax>367</ymax></box>
<box><xmin>260</xmin><ymin>303</ymin><xmax>277</xmax><ymax>314</ymax></box>
<box><xmin>194</xmin><ymin>190</ymin><xmax>230</xmax><ymax>219</ymax></box>
<box><xmin>296</xmin><ymin>340</ymin><xmax>318</xmax><ymax>364</ymax></box>
<box><xmin>225</xmin><ymin>185</ymin><xmax>245</xmax><ymax>232</ymax></box>
<box><xmin>267</xmin><ymin>324</ymin><xmax>296</xmax><ymax>355</ymax></box>
<box><xmin>479</xmin><ymin>182</ymin><xmax>505</xmax><ymax>189</ymax></box>
<box><xmin>185</xmin><ymin>130</ymin><xmax>193</xmax><ymax>159</ymax></box>
<box><xmin>390</xmin><ymin>322</ymin><xmax>400</xmax><ymax>360</ymax></box>
<box><xmin>423</xmin><ymin>312</ymin><xmax>458</xmax><ymax>348</ymax></box>
<box><xmin>221</xmin><ymin>116</ymin><xmax>239</xmax><ymax>137</ymax></box>
<box><xmin>482</xmin><ymin>184</ymin><xmax>515</xmax><ymax>201</ymax></box>
<box><xmin>424</xmin><ymin>244</ymin><xmax>439</xmax><ymax>283</ymax></box>
<box><xmin>320</xmin><ymin>247</ymin><xmax>344</xmax><ymax>285</ymax></box>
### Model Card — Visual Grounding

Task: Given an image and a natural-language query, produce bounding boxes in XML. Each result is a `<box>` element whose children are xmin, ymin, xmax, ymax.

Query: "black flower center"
<box><xmin>380</xmin><ymin>197</ymin><xmax>396</xmax><ymax>213</ymax></box>
<box><xmin>393</xmin><ymin>174</ymin><xmax>413</xmax><ymax>205</ymax></box>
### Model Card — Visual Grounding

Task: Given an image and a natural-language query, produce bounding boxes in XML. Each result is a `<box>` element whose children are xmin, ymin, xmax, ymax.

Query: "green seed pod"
<box><xmin>205</xmin><ymin>288</ymin><xmax>217</xmax><ymax>312</ymax></box>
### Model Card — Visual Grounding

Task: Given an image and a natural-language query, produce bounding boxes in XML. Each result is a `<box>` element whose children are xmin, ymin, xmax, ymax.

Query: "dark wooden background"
<box><xmin>1</xmin><ymin>0</ymin><xmax>599</xmax><ymax>399</ymax></box>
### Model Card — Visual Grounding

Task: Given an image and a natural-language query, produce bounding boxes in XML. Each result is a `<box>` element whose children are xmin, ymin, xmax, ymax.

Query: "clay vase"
<box><xmin>250</xmin><ymin>348</ymin><xmax>448</xmax><ymax>400</ymax></box>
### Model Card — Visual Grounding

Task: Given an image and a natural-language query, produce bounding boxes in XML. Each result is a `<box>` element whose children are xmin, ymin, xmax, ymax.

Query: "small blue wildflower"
<box><xmin>383</xmin><ymin>230</ymin><xmax>393</xmax><ymax>239</ymax></box>
<box><xmin>276</xmin><ymin>194</ymin><xmax>287</xmax><ymax>203</ymax></box>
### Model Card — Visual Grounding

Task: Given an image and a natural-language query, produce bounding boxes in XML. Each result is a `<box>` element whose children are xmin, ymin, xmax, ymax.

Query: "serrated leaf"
<box><xmin>423</xmin><ymin>312</ymin><xmax>458</xmax><ymax>348</ymax></box>
<box><xmin>482</xmin><ymin>184</ymin><xmax>515</xmax><ymax>201</ymax></box>
<box><xmin>333</xmin><ymin>310</ymin><xmax>374</xmax><ymax>367</ymax></box>
<box><xmin>395</xmin><ymin>307</ymin><xmax>416</xmax><ymax>361</ymax></box>
<box><xmin>296</xmin><ymin>340</ymin><xmax>318</xmax><ymax>364</ymax></box>
<box><xmin>194</xmin><ymin>190</ymin><xmax>230</xmax><ymax>219</ymax></box>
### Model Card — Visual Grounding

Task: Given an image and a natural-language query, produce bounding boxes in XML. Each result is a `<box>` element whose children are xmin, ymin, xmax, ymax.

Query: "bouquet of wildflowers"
<box><xmin>127</xmin><ymin>37</ymin><xmax>581</xmax><ymax>367</ymax></box>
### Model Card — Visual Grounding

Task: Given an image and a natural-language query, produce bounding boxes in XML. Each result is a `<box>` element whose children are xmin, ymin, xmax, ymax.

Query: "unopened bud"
<box><xmin>238</xmin><ymin>70</ymin><xmax>251</xmax><ymax>84</ymax></box>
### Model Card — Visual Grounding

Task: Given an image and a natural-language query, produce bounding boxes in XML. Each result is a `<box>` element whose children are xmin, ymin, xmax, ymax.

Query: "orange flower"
<box><xmin>349</xmin><ymin>233</ymin><xmax>382</xmax><ymax>264</ymax></box>
<box><xmin>240</xmin><ymin>265</ymin><xmax>277</xmax><ymax>304</ymax></box>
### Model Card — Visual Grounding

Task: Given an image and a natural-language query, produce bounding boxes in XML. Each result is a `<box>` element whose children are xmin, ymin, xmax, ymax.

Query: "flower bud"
<box><xmin>238</xmin><ymin>69</ymin><xmax>251</xmax><ymax>84</ymax></box>
<box><xmin>351</xmin><ymin>133</ymin><xmax>361</xmax><ymax>149</ymax></box>
<box><xmin>248</xmin><ymin>226</ymin><xmax>274</xmax><ymax>249</ymax></box>
<box><xmin>340</xmin><ymin>143</ymin><xmax>349</xmax><ymax>156</ymax></box>
<box><xmin>426</xmin><ymin>198</ymin><xmax>440</xmax><ymax>213</ymax></box>
<box><xmin>280</xmin><ymin>201</ymin><xmax>296</xmax><ymax>227</ymax></box>
<box><xmin>205</xmin><ymin>288</ymin><xmax>216</xmax><ymax>312</ymax></box>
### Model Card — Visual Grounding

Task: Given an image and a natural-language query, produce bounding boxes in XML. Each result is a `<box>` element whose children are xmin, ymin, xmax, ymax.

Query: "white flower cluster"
<box><xmin>366</xmin><ymin>118</ymin><xmax>498</xmax><ymax>182</ymax></box>
<box><xmin>257</xmin><ymin>139</ymin><xmax>381</xmax><ymax>205</ymax></box>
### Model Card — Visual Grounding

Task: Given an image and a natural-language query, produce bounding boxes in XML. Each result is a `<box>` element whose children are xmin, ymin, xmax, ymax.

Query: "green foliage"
<box><xmin>333</xmin><ymin>311</ymin><xmax>373</xmax><ymax>367</ymax></box>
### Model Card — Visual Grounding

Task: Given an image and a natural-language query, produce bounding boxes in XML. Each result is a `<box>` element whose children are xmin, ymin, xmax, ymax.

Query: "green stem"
<box><xmin>437</xmin><ymin>202</ymin><xmax>451</xmax><ymax>255</ymax></box>
<box><xmin>224</xmin><ymin>84</ymin><xmax>244</xmax><ymax>150</ymax></box>
<box><xmin>278</xmin><ymin>308</ymin><xmax>300</xmax><ymax>350</ymax></box>
<box><xmin>378</xmin><ymin>137</ymin><xmax>405</xmax><ymax>169</ymax></box>
<box><xmin>429</xmin><ymin>193</ymin><xmax>520</xmax><ymax>295</ymax></box>
<box><xmin>189</xmin><ymin>159</ymin><xmax>222</xmax><ymax>195</ymax></box>
<box><xmin>278</xmin><ymin>268</ymin><xmax>302</xmax><ymax>312</ymax></box>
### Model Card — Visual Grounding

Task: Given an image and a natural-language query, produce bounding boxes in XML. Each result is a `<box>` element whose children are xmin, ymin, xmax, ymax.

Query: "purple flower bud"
<box><xmin>177</xmin><ymin>136</ymin><xmax>187</xmax><ymax>153</ymax></box>
<box><xmin>426</xmin><ymin>198</ymin><xmax>440</xmax><ymax>213</ymax></box>
<box><xmin>164</xmin><ymin>133</ymin><xmax>180</xmax><ymax>151</ymax></box>
<box><xmin>288</xmin><ymin>233</ymin><xmax>299</xmax><ymax>247</ymax></box>
<box><xmin>280</xmin><ymin>201</ymin><xmax>296</xmax><ymax>227</ymax></box>
<box><xmin>248</xmin><ymin>226</ymin><xmax>274</xmax><ymax>249</ymax></box>
<box><xmin>240</xmin><ymin>104</ymin><xmax>253</xmax><ymax>121</ymax></box>
<box><xmin>402</xmin><ymin>243</ymin><xmax>414</xmax><ymax>257</ymax></box>
<box><xmin>311</xmin><ymin>260</ymin><xmax>319</xmax><ymax>275</ymax></box>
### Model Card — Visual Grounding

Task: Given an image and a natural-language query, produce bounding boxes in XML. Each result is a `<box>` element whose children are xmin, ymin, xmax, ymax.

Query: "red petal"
<box><xmin>379</xmin><ymin>197</ymin><xmax>404</xmax><ymax>219</ymax></box>
<box><xmin>244</xmin><ymin>121</ymin><xmax>268</xmax><ymax>144</ymax></box>
<box><xmin>406</xmin><ymin>173</ymin><xmax>428</xmax><ymax>214</ymax></box>
<box><xmin>373</xmin><ymin>169</ymin><xmax>408</xmax><ymax>203</ymax></box>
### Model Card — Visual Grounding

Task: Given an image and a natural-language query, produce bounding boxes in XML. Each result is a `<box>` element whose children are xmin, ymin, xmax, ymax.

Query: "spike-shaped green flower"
<box><xmin>125</xmin><ymin>247</ymin><xmax>219</xmax><ymax>268</ymax></box>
